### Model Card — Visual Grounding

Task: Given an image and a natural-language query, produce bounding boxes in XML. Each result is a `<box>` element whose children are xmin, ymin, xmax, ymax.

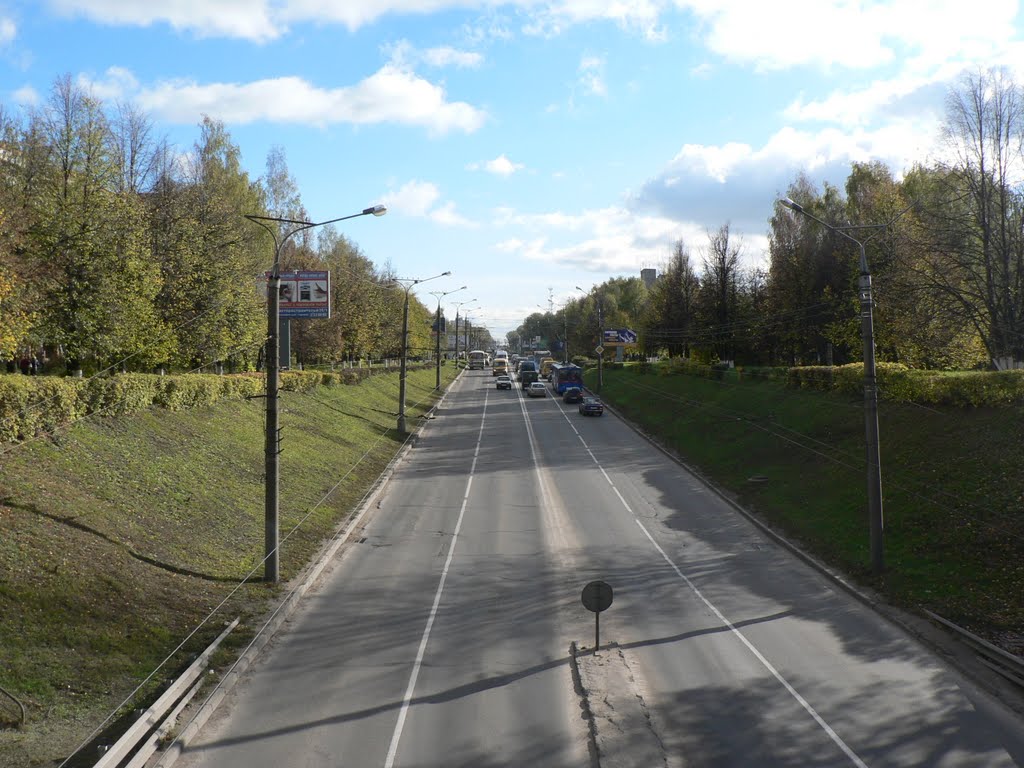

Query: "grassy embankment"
<box><xmin>590</xmin><ymin>364</ymin><xmax>1023</xmax><ymax>648</ymax></box>
<box><xmin>0</xmin><ymin>365</ymin><xmax>457</xmax><ymax>767</ymax></box>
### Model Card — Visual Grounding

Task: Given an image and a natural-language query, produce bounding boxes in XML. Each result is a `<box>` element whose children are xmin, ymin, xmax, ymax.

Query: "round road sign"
<box><xmin>581</xmin><ymin>580</ymin><xmax>613</xmax><ymax>613</ymax></box>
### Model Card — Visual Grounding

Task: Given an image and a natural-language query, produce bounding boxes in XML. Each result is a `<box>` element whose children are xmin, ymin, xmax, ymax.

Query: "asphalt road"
<box><xmin>177</xmin><ymin>368</ymin><xmax>1024</xmax><ymax>767</ymax></box>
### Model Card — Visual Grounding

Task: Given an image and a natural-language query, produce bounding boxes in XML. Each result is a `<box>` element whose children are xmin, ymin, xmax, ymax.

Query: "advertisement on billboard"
<box><xmin>262</xmin><ymin>270</ymin><xmax>331</xmax><ymax>319</ymax></box>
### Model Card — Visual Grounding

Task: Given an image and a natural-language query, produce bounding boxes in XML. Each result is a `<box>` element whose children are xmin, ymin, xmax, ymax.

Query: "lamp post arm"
<box><xmin>780</xmin><ymin>196</ymin><xmax>884</xmax><ymax>574</ymax></box>
<box><xmin>245</xmin><ymin>206</ymin><xmax>385</xmax><ymax>583</ymax></box>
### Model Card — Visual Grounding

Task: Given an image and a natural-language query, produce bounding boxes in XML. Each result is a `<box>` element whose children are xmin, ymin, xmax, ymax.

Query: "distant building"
<box><xmin>641</xmin><ymin>268</ymin><xmax>658</xmax><ymax>288</ymax></box>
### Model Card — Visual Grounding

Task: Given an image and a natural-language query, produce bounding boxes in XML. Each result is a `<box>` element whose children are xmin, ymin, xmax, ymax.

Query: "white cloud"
<box><xmin>492</xmin><ymin>205</ymin><xmax>689</xmax><ymax>272</ymax></box>
<box><xmin>12</xmin><ymin>84</ymin><xmax>38</xmax><ymax>106</ymax></box>
<box><xmin>422</xmin><ymin>46</ymin><xmax>484</xmax><ymax>69</ymax></box>
<box><xmin>634</xmin><ymin>120</ymin><xmax>937</xmax><ymax>247</ymax></box>
<box><xmin>681</xmin><ymin>0</ymin><xmax>1019</xmax><ymax>72</ymax></box>
<box><xmin>384</xmin><ymin>39</ymin><xmax>483</xmax><ymax>70</ymax></box>
<box><xmin>468</xmin><ymin>154</ymin><xmax>524</xmax><ymax>175</ymax></box>
<box><xmin>782</xmin><ymin>59</ymin><xmax>1014</xmax><ymax>130</ymax></box>
<box><xmin>522</xmin><ymin>0</ymin><xmax>667</xmax><ymax>40</ymax></box>
<box><xmin>48</xmin><ymin>0</ymin><xmax>675</xmax><ymax>39</ymax></box>
<box><xmin>382</xmin><ymin>179</ymin><xmax>441</xmax><ymax>217</ymax></box>
<box><xmin>430</xmin><ymin>200</ymin><xmax>475</xmax><ymax>227</ymax></box>
<box><xmin>578</xmin><ymin>55</ymin><xmax>607</xmax><ymax>97</ymax></box>
<box><xmin>77</xmin><ymin>66</ymin><xmax>140</xmax><ymax>101</ymax></box>
<box><xmin>125</xmin><ymin>65</ymin><xmax>485</xmax><ymax>134</ymax></box>
<box><xmin>47</xmin><ymin>0</ymin><xmax>278</xmax><ymax>41</ymax></box>
<box><xmin>381</xmin><ymin>180</ymin><xmax>475</xmax><ymax>227</ymax></box>
<box><xmin>0</xmin><ymin>17</ymin><xmax>16</xmax><ymax>46</ymax></box>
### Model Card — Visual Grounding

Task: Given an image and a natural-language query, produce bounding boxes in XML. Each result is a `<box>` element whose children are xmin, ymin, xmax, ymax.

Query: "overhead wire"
<box><xmin>623</xmin><ymin>371</ymin><xmax>1024</xmax><ymax>540</ymax></box>
<box><xmin>57</xmin><ymin>358</ymin><xmax>451</xmax><ymax>766</ymax></box>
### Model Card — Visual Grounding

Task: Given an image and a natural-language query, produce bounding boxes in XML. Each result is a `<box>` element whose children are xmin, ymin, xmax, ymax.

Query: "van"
<box><xmin>518</xmin><ymin>360</ymin><xmax>539</xmax><ymax>388</ymax></box>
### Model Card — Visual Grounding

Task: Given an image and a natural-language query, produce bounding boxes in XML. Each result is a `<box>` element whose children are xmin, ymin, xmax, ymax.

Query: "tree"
<box><xmin>25</xmin><ymin>77</ymin><xmax>171</xmax><ymax>371</ymax></box>
<box><xmin>642</xmin><ymin>239</ymin><xmax>700</xmax><ymax>357</ymax></box>
<box><xmin>921</xmin><ymin>67</ymin><xmax>1024</xmax><ymax>368</ymax></box>
<box><xmin>0</xmin><ymin>109</ymin><xmax>38</xmax><ymax>361</ymax></box>
<box><xmin>767</xmin><ymin>176</ymin><xmax>857</xmax><ymax>365</ymax></box>
<box><xmin>695</xmin><ymin>223</ymin><xmax>742</xmax><ymax>361</ymax></box>
<box><xmin>111</xmin><ymin>100</ymin><xmax>158</xmax><ymax>195</ymax></box>
<box><xmin>153</xmin><ymin>117</ymin><xmax>266</xmax><ymax>369</ymax></box>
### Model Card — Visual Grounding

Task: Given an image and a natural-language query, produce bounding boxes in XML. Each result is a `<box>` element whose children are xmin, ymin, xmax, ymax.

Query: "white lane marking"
<box><xmin>548</xmin><ymin>396</ymin><xmax>870</xmax><ymax>768</ymax></box>
<box><xmin>631</xmin><ymin>520</ymin><xmax>868</xmax><ymax>768</ymax></box>
<box><xmin>383</xmin><ymin>381</ymin><xmax>489</xmax><ymax>768</ymax></box>
<box><xmin>515</xmin><ymin>384</ymin><xmax>574</xmax><ymax>568</ymax></box>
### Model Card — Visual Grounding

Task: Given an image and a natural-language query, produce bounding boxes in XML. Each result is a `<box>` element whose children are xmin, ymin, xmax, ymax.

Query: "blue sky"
<box><xmin>4</xmin><ymin>1</ymin><xmax>1024</xmax><ymax>340</ymax></box>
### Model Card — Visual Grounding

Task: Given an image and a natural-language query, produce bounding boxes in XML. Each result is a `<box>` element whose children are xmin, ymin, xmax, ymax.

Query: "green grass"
<box><xmin>0</xmin><ymin>365</ymin><xmax>457</xmax><ymax>767</ymax></box>
<box><xmin>591</xmin><ymin>364</ymin><xmax>1024</xmax><ymax>641</ymax></box>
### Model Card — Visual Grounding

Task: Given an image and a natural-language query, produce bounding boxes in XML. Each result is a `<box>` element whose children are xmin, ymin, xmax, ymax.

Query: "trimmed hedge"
<box><xmin>643</xmin><ymin>358</ymin><xmax>1024</xmax><ymax>408</ymax></box>
<box><xmin>788</xmin><ymin>363</ymin><xmax>1024</xmax><ymax>407</ymax></box>
<box><xmin>0</xmin><ymin>364</ymin><xmax>437</xmax><ymax>444</ymax></box>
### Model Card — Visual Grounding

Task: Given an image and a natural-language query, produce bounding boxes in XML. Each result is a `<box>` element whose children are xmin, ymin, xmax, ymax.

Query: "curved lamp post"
<box><xmin>393</xmin><ymin>272</ymin><xmax>451</xmax><ymax>433</ymax></box>
<box><xmin>453</xmin><ymin>298</ymin><xmax>477</xmax><ymax>363</ymax></box>
<box><xmin>429</xmin><ymin>286</ymin><xmax>466</xmax><ymax>389</ymax></box>
<box><xmin>780</xmin><ymin>197</ymin><xmax>913</xmax><ymax>575</ymax></box>
<box><xmin>245</xmin><ymin>204</ymin><xmax>386</xmax><ymax>582</ymax></box>
<box><xmin>464</xmin><ymin>308</ymin><xmax>485</xmax><ymax>352</ymax></box>
<box><xmin>576</xmin><ymin>285</ymin><xmax>604</xmax><ymax>393</ymax></box>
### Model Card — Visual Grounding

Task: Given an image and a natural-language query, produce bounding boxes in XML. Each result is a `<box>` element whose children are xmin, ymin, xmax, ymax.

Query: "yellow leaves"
<box><xmin>0</xmin><ymin>271</ymin><xmax>38</xmax><ymax>360</ymax></box>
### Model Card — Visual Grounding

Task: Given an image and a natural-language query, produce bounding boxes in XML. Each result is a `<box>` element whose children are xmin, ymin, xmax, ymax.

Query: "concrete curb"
<box><xmin>153</xmin><ymin>371</ymin><xmax>463</xmax><ymax>766</ymax></box>
<box><xmin>596</xmin><ymin>393</ymin><xmax>1024</xmax><ymax>717</ymax></box>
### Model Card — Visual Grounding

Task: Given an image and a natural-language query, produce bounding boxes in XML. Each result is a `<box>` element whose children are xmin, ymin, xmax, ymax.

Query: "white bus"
<box><xmin>468</xmin><ymin>350</ymin><xmax>487</xmax><ymax>370</ymax></box>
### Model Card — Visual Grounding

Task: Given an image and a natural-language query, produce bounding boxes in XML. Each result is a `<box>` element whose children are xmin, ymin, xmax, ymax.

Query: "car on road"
<box><xmin>496</xmin><ymin>375</ymin><xmax>512</xmax><ymax>390</ymax></box>
<box><xmin>517</xmin><ymin>360</ymin><xmax>539</xmax><ymax>388</ymax></box>
<box><xmin>527</xmin><ymin>382</ymin><xmax>547</xmax><ymax>398</ymax></box>
<box><xmin>562</xmin><ymin>386</ymin><xmax>584</xmax><ymax>404</ymax></box>
<box><xmin>579</xmin><ymin>396</ymin><xmax>603</xmax><ymax>416</ymax></box>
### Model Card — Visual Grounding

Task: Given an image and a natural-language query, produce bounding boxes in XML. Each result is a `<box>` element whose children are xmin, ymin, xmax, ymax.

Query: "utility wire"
<box><xmin>57</xmin><ymin>365</ymin><xmax>452</xmax><ymax>766</ymax></box>
<box><xmin>624</xmin><ymin>374</ymin><xmax>1024</xmax><ymax>537</ymax></box>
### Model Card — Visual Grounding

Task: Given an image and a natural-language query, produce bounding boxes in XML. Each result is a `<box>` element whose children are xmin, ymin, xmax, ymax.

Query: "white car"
<box><xmin>527</xmin><ymin>382</ymin><xmax>547</xmax><ymax>398</ymax></box>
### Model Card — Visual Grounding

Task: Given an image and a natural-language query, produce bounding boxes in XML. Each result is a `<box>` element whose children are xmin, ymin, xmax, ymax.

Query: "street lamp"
<box><xmin>429</xmin><ymin>286</ymin><xmax>466</xmax><ymax>389</ymax></box>
<box><xmin>453</xmin><ymin>298</ymin><xmax>477</xmax><ymax>363</ymax></box>
<box><xmin>245</xmin><ymin>204</ymin><xmax>386</xmax><ymax>582</ymax></box>
<box><xmin>393</xmin><ymin>272</ymin><xmax>451</xmax><ymax>434</ymax></box>
<box><xmin>539</xmin><ymin>302</ymin><xmax>571</xmax><ymax>363</ymax></box>
<box><xmin>780</xmin><ymin>196</ymin><xmax>912</xmax><ymax>575</ymax></box>
<box><xmin>577</xmin><ymin>285</ymin><xmax>604</xmax><ymax>393</ymax></box>
<box><xmin>464</xmin><ymin>308</ymin><xmax>484</xmax><ymax>352</ymax></box>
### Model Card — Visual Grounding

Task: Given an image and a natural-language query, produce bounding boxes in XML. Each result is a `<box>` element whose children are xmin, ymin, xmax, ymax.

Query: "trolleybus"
<box><xmin>550</xmin><ymin>362</ymin><xmax>583</xmax><ymax>394</ymax></box>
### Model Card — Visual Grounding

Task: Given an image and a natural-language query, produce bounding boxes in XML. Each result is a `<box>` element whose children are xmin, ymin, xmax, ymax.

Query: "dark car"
<box><xmin>579</xmin><ymin>396</ymin><xmax>604</xmax><ymax>416</ymax></box>
<box><xmin>562</xmin><ymin>387</ymin><xmax>583</xmax><ymax>403</ymax></box>
<box><xmin>518</xmin><ymin>360</ymin><xmax>539</xmax><ymax>388</ymax></box>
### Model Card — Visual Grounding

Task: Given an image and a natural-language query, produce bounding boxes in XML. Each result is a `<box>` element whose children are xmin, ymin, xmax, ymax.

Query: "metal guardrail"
<box><xmin>93</xmin><ymin>618</ymin><xmax>238</xmax><ymax>768</ymax></box>
<box><xmin>925</xmin><ymin>610</ymin><xmax>1024</xmax><ymax>689</ymax></box>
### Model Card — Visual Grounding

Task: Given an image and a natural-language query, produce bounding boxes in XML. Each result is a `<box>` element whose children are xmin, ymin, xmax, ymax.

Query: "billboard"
<box><xmin>263</xmin><ymin>270</ymin><xmax>331</xmax><ymax>319</ymax></box>
<box><xmin>602</xmin><ymin>328</ymin><xmax>638</xmax><ymax>345</ymax></box>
